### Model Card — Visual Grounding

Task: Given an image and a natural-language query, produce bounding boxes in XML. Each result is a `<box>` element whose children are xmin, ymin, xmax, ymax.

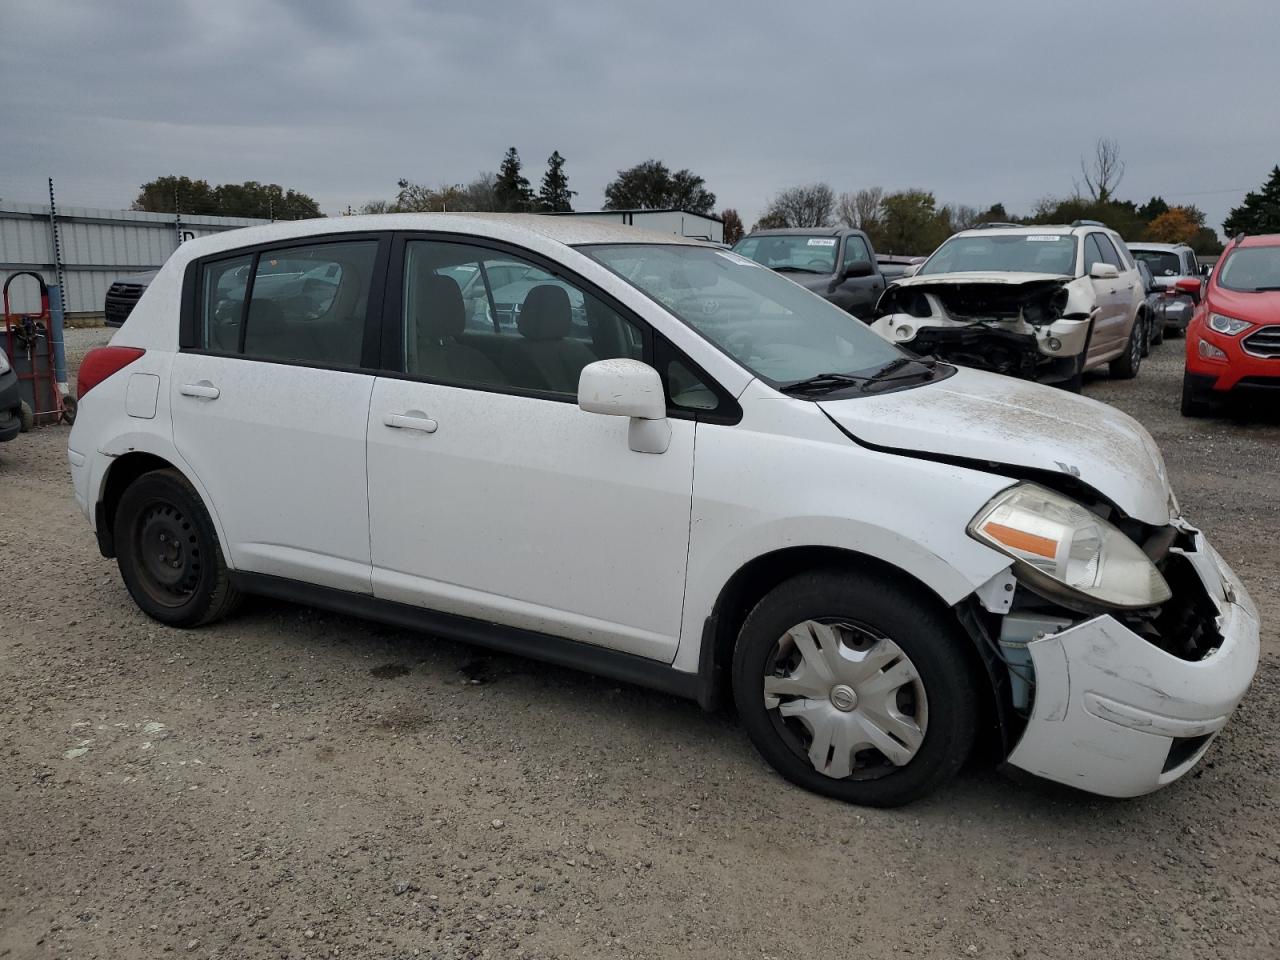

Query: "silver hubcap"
<box><xmin>764</xmin><ymin>620</ymin><xmax>928</xmax><ymax>780</ymax></box>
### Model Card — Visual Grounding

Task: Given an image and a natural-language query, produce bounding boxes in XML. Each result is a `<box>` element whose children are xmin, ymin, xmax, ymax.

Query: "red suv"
<box><xmin>1183</xmin><ymin>234</ymin><xmax>1280</xmax><ymax>416</ymax></box>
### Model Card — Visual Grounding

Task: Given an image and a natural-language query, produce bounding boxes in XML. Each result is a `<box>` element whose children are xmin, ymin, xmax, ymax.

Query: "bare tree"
<box><xmin>1079</xmin><ymin>138</ymin><xmax>1125</xmax><ymax>202</ymax></box>
<box><xmin>837</xmin><ymin>187</ymin><xmax>883</xmax><ymax>230</ymax></box>
<box><xmin>944</xmin><ymin>203</ymin><xmax>981</xmax><ymax>231</ymax></box>
<box><xmin>762</xmin><ymin>183</ymin><xmax>836</xmax><ymax>228</ymax></box>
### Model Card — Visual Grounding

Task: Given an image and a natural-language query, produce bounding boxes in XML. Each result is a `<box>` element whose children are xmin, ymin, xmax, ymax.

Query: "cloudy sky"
<box><xmin>2</xmin><ymin>0</ymin><xmax>1277</xmax><ymax>234</ymax></box>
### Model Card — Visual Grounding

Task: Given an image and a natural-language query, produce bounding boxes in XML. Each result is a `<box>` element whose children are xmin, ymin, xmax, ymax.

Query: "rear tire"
<box><xmin>17</xmin><ymin>401</ymin><xmax>34</xmax><ymax>433</ymax></box>
<box><xmin>113</xmin><ymin>469</ymin><xmax>240</xmax><ymax>627</ymax></box>
<box><xmin>1151</xmin><ymin>318</ymin><xmax>1165</xmax><ymax>347</ymax></box>
<box><xmin>731</xmin><ymin>568</ymin><xmax>980</xmax><ymax>807</ymax></box>
<box><xmin>1109</xmin><ymin>317</ymin><xmax>1143</xmax><ymax>379</ymax></box>
<box><xmin>1180</xmin><ymin>372</ymin><xmax>1217</xmax><ymax>418</ymax></box>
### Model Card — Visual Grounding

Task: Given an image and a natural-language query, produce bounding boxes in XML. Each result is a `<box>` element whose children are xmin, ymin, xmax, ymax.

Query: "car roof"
<box><xmin>1234</xmin><ymin>234</ymin><xmax>1280</xmax><ymax>248</ymax></box>
<box><xmin>1126</xmin><ymin>242</ymin><xmax>1190</xmax><ymax>251</ymax></box>
<box><xmin>743</xmin><ymin>227</ymin><xmax>859</xmax><ymax>238</ymax></box>
<box><xmin>952</xmin><ymin>224</ymin><xmax>1084</xmax><ymax>238</ymax></box>
<box><xmin>170</xmin><ymin>212</ymin><xmax>706</xmax><ymax>261</ymax></box>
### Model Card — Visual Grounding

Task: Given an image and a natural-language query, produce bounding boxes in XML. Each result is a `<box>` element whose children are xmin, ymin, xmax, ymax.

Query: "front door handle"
<box><xmin>179</xmin><ymin>381</ymin><xmax>220</xmax><ymax>400</ymax></box>
<box><xmin>383</xmin><ymin>411</ymin><xmax>438</xmax><ymax>433</ymax></box>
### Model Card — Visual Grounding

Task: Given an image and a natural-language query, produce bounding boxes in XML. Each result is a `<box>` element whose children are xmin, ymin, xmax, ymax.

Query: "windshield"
<box><xmin>732</xmin><ymin>235</ymin><xmax>839</xmax><ymax>274</ymax></box>
<box><xmin>1218</xmin><ymin>247</ymin><xmax>1280</xmax><ymax>292</ymax></box>
<box><xmin>1131</xmin><ymin>249</ymin><xmax>1183</xmax><ymax>277</ymax></box>
<box><xmin>581</xmin><ymin>244</ymin><xmax>903</xmax><ymax>386</ymax></box>
<box><xmin>920</xmin><ymin>233</ymin><xmax>1077</xmax><ymax>276</ymax></box>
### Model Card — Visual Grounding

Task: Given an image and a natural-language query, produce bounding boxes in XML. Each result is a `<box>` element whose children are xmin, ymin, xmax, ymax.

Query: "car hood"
<box><xmin>1207</xmin><ymin>287</ymin><xmax>1280</xmax><ymax>321</ymax></box>
<box><xmin>817</xmin><ymin>366</ymin><xmax>1172</xmax><ymax>525</ymax></box>
<box><xmin>889</xmin><ymin>271</ymin><xmax>1073</xmax><ymax>288</ymax></box>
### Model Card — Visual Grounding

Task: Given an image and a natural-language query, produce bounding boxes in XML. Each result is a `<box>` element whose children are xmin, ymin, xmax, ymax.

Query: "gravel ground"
<box><xmin>1</xmin><ymin>329</ymin><xmax>1277</xmax><ymax>959</ymax></box>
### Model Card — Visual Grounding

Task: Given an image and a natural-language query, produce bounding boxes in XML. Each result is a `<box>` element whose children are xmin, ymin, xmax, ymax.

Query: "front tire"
<box><xmin>731</xmin><ymin>569</ymin><xmax>980</xmax><ymax>807</ymax></box>
<box><xmin>113</xmin><ymin>469</ymin><xmax>240</xmax><ymax>627</ymax></box>
<box><xmin>1180</xmin><ymin>372</ymin><xmax>1218</xmax><ymax>418</ymax></box>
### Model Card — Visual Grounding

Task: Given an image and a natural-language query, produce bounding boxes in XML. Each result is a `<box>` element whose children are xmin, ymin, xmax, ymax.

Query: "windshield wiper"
<box><xmin>1254</xmin><ymin>285</ymin><xmax>1280</xmax><ymax>292</ymax></box>
<box><xmin>858</xmin><ymin>356</ymin><xmax>939</xmax><ymax>391</ymax></box>
<box><xmin>780</xmin><ymin>372</ymin><xmax>869</xmax><ymax>394</ymax></box>
<box><xmin>772</xmin><ymin>265</ymin><xmax>826</xmax><ymax>275</ymax></box>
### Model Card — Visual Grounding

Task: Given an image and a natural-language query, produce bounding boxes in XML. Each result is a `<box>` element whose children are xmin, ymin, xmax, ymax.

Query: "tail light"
<box><xmin>77</xmin><ymin>346</ymin><xmax>145</xmax><ymax>399</ymax></box>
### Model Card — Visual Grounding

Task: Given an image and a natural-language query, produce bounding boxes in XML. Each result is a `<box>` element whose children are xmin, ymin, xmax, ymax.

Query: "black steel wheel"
<box><xmin>113</xmin><ymin>469</ymin><xmax>240</xmax><ymax>626</ymax></box>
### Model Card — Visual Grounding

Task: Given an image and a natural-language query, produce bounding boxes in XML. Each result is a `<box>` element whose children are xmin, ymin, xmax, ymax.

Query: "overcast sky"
<box><xmin>2</xmin><ymin>0</ymin><xmax>1277</xmax><ymax>235</ymax></box>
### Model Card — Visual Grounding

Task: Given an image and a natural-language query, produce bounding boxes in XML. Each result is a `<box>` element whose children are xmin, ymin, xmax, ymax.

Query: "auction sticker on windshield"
<box><xmin>1027</xmin><ymin>235</ymin><xmax>1065</xmax><ymax>242</ymax></box>
<box><xmin>807</xmin><ymin>238</ymin><xmax>837</xmax><ymax>246</ymax></box>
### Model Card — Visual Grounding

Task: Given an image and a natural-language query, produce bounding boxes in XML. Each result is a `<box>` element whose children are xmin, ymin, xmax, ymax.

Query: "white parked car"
<box><xmin>870</xmin><ymin>222</ymin><xmax>1150</xmax><ymax>389</ymax></box>
<box><xmin>69</xmin><ymin>214</ymin><xmax>1257</xmax><ymax>807</ymax></box>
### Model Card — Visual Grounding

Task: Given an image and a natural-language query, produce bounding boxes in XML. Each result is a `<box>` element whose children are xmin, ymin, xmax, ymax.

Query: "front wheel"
<box><xmin>732</xmin><ymin>569</ymin><xmax>980</xmax><ymax>807</ymax></box>
<box><xmin>114</xmin><ymin>469</ymin><xmax>240</xmax><ymax>627</ymax></box>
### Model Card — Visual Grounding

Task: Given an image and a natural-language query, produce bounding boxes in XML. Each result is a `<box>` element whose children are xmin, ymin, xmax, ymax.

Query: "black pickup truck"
<box><xmin>732</xmin><ymin>227</ymin><xmax>886</xmax><ymax>318</ymax></box>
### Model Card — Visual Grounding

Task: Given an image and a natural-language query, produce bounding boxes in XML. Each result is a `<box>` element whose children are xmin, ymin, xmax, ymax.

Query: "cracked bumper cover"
<box><xmin>1006</xmin><ymin>531</ymin><xmax>1259</xmax><ymax>798</ymax></box>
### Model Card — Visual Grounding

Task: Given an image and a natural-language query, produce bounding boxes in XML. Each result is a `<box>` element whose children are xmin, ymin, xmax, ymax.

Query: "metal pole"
<box><xmin>46</xmin><ymin>177</ymin><xmax>68</xmax><ymax>394</ymax></box>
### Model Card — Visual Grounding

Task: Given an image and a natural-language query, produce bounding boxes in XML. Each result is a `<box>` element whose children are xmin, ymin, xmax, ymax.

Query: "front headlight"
<box><xmin>0</xmin><ymin>348</ymin><xmax>10</xmax><ymax>374</ymax></box>
<box><xmin>1208</xmin><ymin>312</ymin><xmax>1251</xmax><ymax>335</ymax></box>
<box><xmin>968</xmin><ymin>483</ymin><xmax>1171</xmax><ymax>610</ymax></box>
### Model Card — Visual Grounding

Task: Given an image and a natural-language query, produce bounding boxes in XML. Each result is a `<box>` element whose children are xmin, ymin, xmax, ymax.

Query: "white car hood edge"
<box><xmin>817</xmin><ymin>366</ymin><xmax>1171</xmax><ymax>525</ymax></box>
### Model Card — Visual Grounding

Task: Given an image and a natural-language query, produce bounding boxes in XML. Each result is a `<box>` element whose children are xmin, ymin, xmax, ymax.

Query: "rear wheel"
<box><xmin>113</xmin><ymin>469</ymin><xmax>240</xmax><ymax>627</ymax></box>
<box><xmin>732</xmin><ymin>569</ymin><xmax>980</xmax><ymax>807</ymax></box>
<box><xmin>17</xmin><ymin>401</ymin><xmax>33</xmax><ymax>433</ymax></box>
<box><xmin>1109</xmin><ymin>316</ymin><xmax>1143</xmax><ymax>379</ymax></box>
<box><xmin>1180</xmin><ymin>372</ymin><xmax>1218</xmax><ymax>418</ymax></box>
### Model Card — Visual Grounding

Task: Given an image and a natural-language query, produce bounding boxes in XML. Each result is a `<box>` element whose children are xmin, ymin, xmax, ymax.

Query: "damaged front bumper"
<box><xmin>1006</xmin><ymin>529</ymin><xmax>1259</xmax><ymax>798</ymax></box>
<box><xmin>870</xmin><ymin>314</ymin><xmax>1089</xmax><ymax>383</ymax></box>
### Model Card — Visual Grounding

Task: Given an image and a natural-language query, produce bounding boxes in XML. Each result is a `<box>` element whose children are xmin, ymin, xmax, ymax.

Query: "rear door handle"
<box><xmin>179</xmin><ymin>382</ymin><xmax>220</xmax><ymax>400</ymax></box>
<box><xmin>383</xmin><ymin>411</ymin><xmax>438</xmax><ymax>433</ymax></box>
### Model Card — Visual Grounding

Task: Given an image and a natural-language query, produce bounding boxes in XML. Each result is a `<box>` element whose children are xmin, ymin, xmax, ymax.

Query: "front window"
<box><xmin>581</xmin><ymin>244</ymin><xmax>904</xmax><ymax>387</ymax></box>
<box><xmin>1131</xmin><ymin>249</ymin><xmax>1183</xmax><ymax>277</ymax></box>
<box><xmin>919</xmin><ymin>233</ymin><xmax>1077</xmax><ymax>276</ymax></box>
<box><xmin>732</xmin><ymin>234</ymin><xmax>839</xmax><ymax>275</ymax></box>
<box><xmin>1218</xmin><ymin>246</ymin><xmax>1280</xmax><ymax>292</ymax></box>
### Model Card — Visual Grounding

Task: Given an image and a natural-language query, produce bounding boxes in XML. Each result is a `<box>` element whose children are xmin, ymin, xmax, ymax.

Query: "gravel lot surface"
<box><xmin>2</xmin><ymin>329</ymin><xmax>1276</xmax><ymax>959</ymax></box>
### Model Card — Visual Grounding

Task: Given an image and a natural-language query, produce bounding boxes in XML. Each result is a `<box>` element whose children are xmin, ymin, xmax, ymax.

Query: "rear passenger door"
<box><xmin>365</xmin><ymin>234</ymin><xmax>697</xmax><ymax>662</ymax></box>
<box><xmin>170</xmin><ymin>234</ymin><xmax>388</xmax><ymax>593</ymax></box>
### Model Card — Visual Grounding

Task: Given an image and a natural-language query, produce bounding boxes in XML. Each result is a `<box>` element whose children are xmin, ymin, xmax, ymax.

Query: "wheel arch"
<box><xmin>95</xmin><ymin>448</ymin><xmax>228</xmax><ymax>564</ymax></box>
<box><xmin>698</xmin><ymin>546</ymin><xmax>1004</xmax><ymax>726</ymax></box>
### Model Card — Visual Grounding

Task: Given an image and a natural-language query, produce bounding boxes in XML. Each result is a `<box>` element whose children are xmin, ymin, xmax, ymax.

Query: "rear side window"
<box><xmin>198</xmin><ymin>240</ymin><xmax>379</xmax><ymax>367</ymax></box>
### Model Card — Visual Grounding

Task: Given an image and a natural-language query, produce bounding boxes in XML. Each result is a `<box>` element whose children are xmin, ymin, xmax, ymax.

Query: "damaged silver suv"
<box><xmin>871</xmin><ymin>222</ymin><xmax>1147</xmax><ymax>390</ymax></box>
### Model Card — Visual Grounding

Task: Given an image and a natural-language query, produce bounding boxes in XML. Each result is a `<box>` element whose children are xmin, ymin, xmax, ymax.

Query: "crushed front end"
<box><xmin>976</xmin><ymin>520</ymin><xmax>1258</xmax><ymax>798</ymax></box>
<box><xmin>871</xmin><ymin>276</ymin><xmax>1088</xmax><ymax>384</ymax></box>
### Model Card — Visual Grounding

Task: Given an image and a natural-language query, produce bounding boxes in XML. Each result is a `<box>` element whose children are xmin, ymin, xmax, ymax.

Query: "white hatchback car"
<box><xmin>69</xmin><ymin>214</ymin><xmax>1258</xmax><ymax>807</ymax></box>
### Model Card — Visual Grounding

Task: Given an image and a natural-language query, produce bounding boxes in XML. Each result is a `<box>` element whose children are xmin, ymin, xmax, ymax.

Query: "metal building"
<box><xmin>0</xmin><ymin>202</ymin><xmax>268</xmax><ymax>315</ymax></box>
<box><xmin>550</xmin><ymin>209</ymin><xmax>724</xmax><ymax>243</ymax></box>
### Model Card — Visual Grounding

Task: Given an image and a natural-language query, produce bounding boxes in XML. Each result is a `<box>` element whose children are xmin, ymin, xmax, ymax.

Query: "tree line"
<box><xmin>133</xmin><ymin>143</ymin><xmax>1279</xmax><ymax>255</ymax></box>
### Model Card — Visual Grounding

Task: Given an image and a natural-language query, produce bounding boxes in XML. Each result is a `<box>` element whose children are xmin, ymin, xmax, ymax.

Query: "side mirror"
<box><xmin>842</xmin><ymin>259</ymin><xmax>875</xmax><ymax>279</ymax></box>
<box><xmin>900</xmin><ymin>264</ymin><xmax>920</xmax><ymax>278</ymax></box>
<box><xmin>1174</xmin><ymin>277</ymin><xmax>1203</xmax><ymax>295</ymax></box>
<box><xmin>578</xmin><ymin>359</ymin><xmax>670</xmax><ymax>454</ymax></box>
<box><xmin>1089</xmin><ymin>262</ymin><xmax>1120</xmax><ymax>280</ymax></box>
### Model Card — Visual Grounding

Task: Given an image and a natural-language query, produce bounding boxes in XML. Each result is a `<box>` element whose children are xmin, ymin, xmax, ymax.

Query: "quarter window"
<box><xmin>199</xmin><ymin>240</ymin><xmax>378</xmax><ymax>367</ymax></box>
<box><xmin>402</xmin><ymin>240</ymin><xmax>645</xmax><ymax>395</ymax></box>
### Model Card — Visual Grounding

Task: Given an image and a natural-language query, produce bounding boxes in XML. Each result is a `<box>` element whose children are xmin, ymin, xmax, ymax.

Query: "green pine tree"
<box><xmin>1223</xmin><ymin>166</ymin><xmax>1280</xmax><ymax>236</ymax></box>
<box><xmin>538</xmin><ymin>151</ymin><xmax>575</xmax><ymax>212</ymax></box>
<box><xmin>494</xmin><ymin>148</ymin><xmax>535</xmax><ymax>213</ymax></box>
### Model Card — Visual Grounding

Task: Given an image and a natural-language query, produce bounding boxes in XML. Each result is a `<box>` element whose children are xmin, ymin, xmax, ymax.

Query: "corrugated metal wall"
<box><xmin>0</xmin><ymin>203</ymin><xmax>269</xmax><ymax>314</ymax></box>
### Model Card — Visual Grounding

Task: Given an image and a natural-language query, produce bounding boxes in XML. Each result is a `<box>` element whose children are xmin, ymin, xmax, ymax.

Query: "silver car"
<box><xmin>1127</xmin><ymin>242</ymin><xmax>1203</xmax><ymax>337</ymax></box>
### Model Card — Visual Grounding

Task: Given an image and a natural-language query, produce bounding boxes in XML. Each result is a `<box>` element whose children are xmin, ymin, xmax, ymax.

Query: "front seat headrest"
<box><xmin>415</xmin><ymin>273</ymin><xmax>465</xmax><ymax>340</ymax></box>
<box><xmin>518</xmin><ymin>284</ymin><xmax>572</xmax><ymax>340</ymax></box>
